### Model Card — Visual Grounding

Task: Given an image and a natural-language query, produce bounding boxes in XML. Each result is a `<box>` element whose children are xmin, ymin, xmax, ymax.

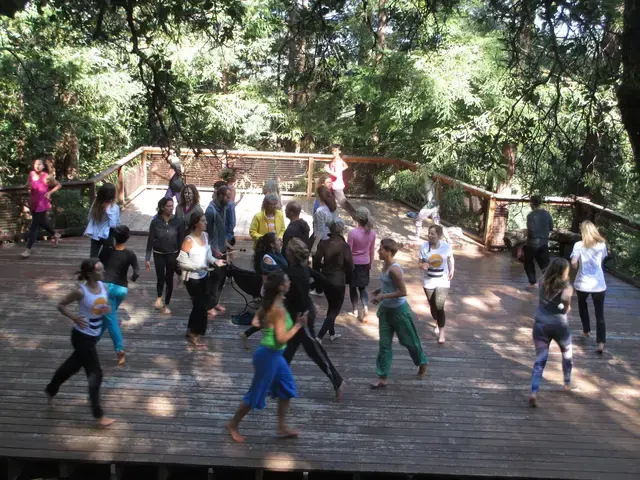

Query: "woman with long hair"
<box><xmin>310</xmin><ymin>185</ymin><xmax>339</xmax><ymax>296</ymax></box>
<box><xmin>239</xmin><ymin>232</ymin><xmax>288</xmax><ymax>348</ymax></box>
<box><xmin>21</xmin><ymin>157</ymin><xmax>62</xmax><ymax>258</ymax></box>
<box><xmin>283</xmin><ymin>238</ymin><xmax>346</xmax><ymax>401</ymax></box>
<box><xmin>226</xmin><ymin>270</ymin><xmax>307</xmax><ymax>443</ymax></box>
<box><xmin>571</xmin><ymin>220</ymin><xmax>608</xmax><ymax>354</ymax></box>
<box><xmin>177</xmin><ymin>212</ymin><xmax>225</xmax><ymax>347</ymax></box>
<box><xmin>85</xmin><ymin>183</ymin><xmax>119</xmax><ymax>258</ymax></box>
<box><xmin>146</xmin><ymin>197</ymin><xmax>185</xmax><ymax>314</ymax></box>
<box><xmin>100</xmin><ymin>226</ymin><xmax>139</xmax><ymax>366</ymax></box>
<box><xmin>529</xmin><ymin>258</ymin><xmax>574</xmax><ymax>407</ymax></box>
<box><xmin>419</xmin><ymin>224</ymin><xmax>455</xmax><ymax>344</ymax></box>
<box><xmin>313</xmin><ymin>175</ymin><xmax>332</xmax><ymax>214</ymax></box>
<box><xmin>45</xmin><ymin>258</ymin><xmax>115</xmax><ymax>427</ymax></box>
<box><xmin>315</xmin><ymin>220</ymin><xmax>353</xmax><ymax>342</ymax></box>
<box><xmin>175</xmin><ymin>184</ymin><xmax>203</xmax><ymax>228</ymax></box>
<box><xmin>348</xmin><ymin>207</ymin><xmax>376</xmax><ymax>322</ymax></box>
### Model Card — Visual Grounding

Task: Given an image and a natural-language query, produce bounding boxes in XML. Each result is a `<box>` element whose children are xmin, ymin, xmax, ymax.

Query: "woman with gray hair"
<box><xmin>348</xmin><ymin>207</ymin><xmax>376</xmax><ymax>322</ymax></box>
<box><xmin>313</xmin><ymin>219</ymin><xmax>353</xmax><ymax>342</ymax></box>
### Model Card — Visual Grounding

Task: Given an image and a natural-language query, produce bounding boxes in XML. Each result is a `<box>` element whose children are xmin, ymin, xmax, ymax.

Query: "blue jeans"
<box><xmin>102</xmin><ymin>283</ymin><xmax>128</xmax><ymax>353</ymax></box>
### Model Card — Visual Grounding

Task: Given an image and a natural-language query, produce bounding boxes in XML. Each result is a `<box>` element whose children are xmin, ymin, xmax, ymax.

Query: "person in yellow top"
<box><xmin>249</xmin><ymin>193</ymin><xmax>285</xmax><ymax>248</ymax></box>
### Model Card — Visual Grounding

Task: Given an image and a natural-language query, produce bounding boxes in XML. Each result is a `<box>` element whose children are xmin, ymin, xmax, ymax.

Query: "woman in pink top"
<box><xmin>325</xmin><ymin>144</ymin><xmax>356</xmax><ymax>219</ymax></box>
<box><xmin>347</xmin><ymin>207</ymin><xmax>376</xmax><ymax>322</ymax></box>
<box><xmin>21</xmin><ymin>158</ymin><xmax>61</xmax><ymax>258</ymax></box>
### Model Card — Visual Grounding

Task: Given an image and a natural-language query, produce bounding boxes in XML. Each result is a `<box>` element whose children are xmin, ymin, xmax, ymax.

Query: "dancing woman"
<box><xmin>85</xmin><ymin>183</ymin><xmax>120</xmax><ymax>258</ymax></box>
<box><xmin>310</xmin><ymin>185</ymin><xmax>338</xmax><ymax>296</ymax></box>
<box><xmin>227</xmin><ymin>270</ymin><xmax>307</xmax><ymax>443</ymax></box>
<box><xmin>240</xmin><ymin>232</ymin><xmax>288</xmax><ymax>347</ymax></box>
<box><xmin>21</xmin><ymin>157</ymin><xmax>62</xmax><ymax>258</ymax></box>
<box><xmin>175</xmin><ymin>184</ymin><xmax>203</xmax><ymax>229</ymax></box>
<box><xmin>146</xmin><ymin>197</ymin><xmax>185</xmax><ymax>314</ymax></box>
<box><xmin>571</xmin><ymin>220</ymin><xmax>608</xmax><ymax>354</ymax></box>
<box><xmin>177</xmin><ymin>213</ymin><xmax>225</xmax><ymax>346</ymax></box>
<box><xmin>372</xmin><ymin>239</ymin><xmax>428</xmax><ymax>389</ymax></box>
<box><xmin>315</xmin><ymin>220</ymin><xmax>353</xmax><ymax>342</ymax></box>
<box><xmin>283</xmin><ymin>238</ymin><xmax>346</xmax><ymax>401</ymax></box>
<box><xmin>529</xmin><ymin>258</ymin><xmax>574</xmax><ymax>407</ymax></box>
<box><xmin>45</xmin><ymin>259</ymin><xmax>115</xmax><ymax>427</ymax></box>
<box><xmin>347</xmin><ymin>207</ymin><xmax>376</xmax><ymax>322</ymax></box>
<box><xmin>419</xmin><ymin>224</ymin><xmax>455</xmax><ymax>344</ymax></box>
<box><xmin>100</xmin><ymin>225</ymin><xmax>139</xmax><ymax>366</ymax></box>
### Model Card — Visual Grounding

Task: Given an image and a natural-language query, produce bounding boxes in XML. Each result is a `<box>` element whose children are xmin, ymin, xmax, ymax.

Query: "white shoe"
<box><xmin>330</xmin><ymin>334</ymin><xmax>342</xmax><ymax>342</ymax></box>
<box><xmin>20</xmin><ymin>249</ymin><xmax>30</xmax><ymax>259</ymax></box>
<box><xmin>348</xmin><ymin>311</ymin><xmax>358</xmax><ymax>318</ymax></box>
<box><xmin>310</xmin><ymin>290</ymin><xmax>323</xmax><ymax>297</ymax></box>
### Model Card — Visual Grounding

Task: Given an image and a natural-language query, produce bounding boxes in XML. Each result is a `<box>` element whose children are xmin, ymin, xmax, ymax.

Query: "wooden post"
<box><xmin>141</xmin><ymin>150</ymin><xmax>148</xmax><ymax>188</ymax></box>
<box><xmin>117</xmin><ymin>166</ymin><xmax>125</xmax><ymax>205</ymax></box>
<box><xmin>307</xmin><ymin>156</ymin><xmax>315</xmax><ymax>199</ymax></box>
<box><xmin>483</xmin><ymin>196</ymin><xmax>497</xmax><ymax>247</ymax></box>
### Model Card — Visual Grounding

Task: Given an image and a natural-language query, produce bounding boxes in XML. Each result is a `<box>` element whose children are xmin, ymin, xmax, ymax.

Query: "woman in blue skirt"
<box><xmin>227</xmin><ymin>270</ymin><xmax>308</xmax><ymax>443</ymax></box>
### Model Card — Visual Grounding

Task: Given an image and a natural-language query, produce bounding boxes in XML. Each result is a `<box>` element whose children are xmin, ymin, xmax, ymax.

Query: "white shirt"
<box><xmin>571</xmin><ymin>241</ymin><xmax>607</xmax><ymax>292</ymax></box>
<box><xmin>84</xmin><ymin>204</ymin><xmax>120</xmax><ymax>240</ymax></box>
<box><xmin>419</xmin><ymin>241</ymin><xmax>452</xmax><ymax>289</ymax></box>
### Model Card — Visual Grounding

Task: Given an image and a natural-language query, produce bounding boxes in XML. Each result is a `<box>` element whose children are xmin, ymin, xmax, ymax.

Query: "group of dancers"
<box><xmin>20</xmin><ymin>146</ymin><xmax>612</xmax><ymax>437</ymax></box>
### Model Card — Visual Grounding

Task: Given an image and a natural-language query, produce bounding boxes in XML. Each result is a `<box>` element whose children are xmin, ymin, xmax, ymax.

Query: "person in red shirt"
<box><xmin>325</xmin><ymin>144</ymin><xmax>356</xmax><ymax>218</ymax></box>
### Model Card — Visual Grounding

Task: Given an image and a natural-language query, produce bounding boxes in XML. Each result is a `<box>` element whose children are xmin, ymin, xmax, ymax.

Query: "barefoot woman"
<box><xmin>45</xmin><ymin>259</ymin><xmax>115</xmax><ymax>427</ymax></box>
<box><xmin>227</xmin><ymin>270</ymin><xmax>307</xmax><ymax>443</ymax></box>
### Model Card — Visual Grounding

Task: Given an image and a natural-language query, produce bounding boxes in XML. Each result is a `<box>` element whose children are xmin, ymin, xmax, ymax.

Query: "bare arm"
<box><xmin>46</xmin><ymin>176</ymin><xmax>62</xmax><ymax>197</ymax></box>
<box><xmin>58</xmin><ymin>288</ymin><xmax>88</xmax><ymax>328</ymax></box>
<box><xmin>373</xmin><ymin>266</ymin><xmax>406</xmax><ymax>303</ymax></box>
<box><xmin>447</xmin><ymin>253</ymin><xmax>455</xmax><ymax>280</ymax></box>
<box><xmin>273</xmin><ymin>307</ymin><xmax>305</xmax><ymax>345</ymax></box>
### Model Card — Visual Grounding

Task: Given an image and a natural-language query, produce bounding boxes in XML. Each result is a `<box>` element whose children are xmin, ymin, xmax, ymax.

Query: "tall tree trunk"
<box><xmin>496</xmin><ymin>143</ymin><xmax>516</xmax><ymax>193</ymax></box>
<box><xmin>618</xmin><ymin>0</ymin><xmax>640</xmax><ymax>175</ymax></box>
<box><xmin>376</xmin><ymin>0</ymin><xmax>388</xmax><ymax>65</ymax></box>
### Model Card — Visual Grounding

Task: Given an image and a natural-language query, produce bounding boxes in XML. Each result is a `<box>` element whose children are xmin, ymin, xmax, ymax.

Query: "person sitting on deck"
<box><xmin>249</xmin><ymin>193</ymin><xmax>285</xmax><ymax>248</ymax></box>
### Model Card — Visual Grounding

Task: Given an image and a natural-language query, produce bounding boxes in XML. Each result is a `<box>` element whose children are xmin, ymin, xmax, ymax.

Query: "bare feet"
<box><xmin>44</xmin><ymin>389</ymin><xmax>53</xmax><ymax>405</ymax></box>
<box><xmin>335</xmin><ymin>381</ymin><xmax>346</xmax><ymax>402</ymax></box>
<box><xmin>207</xmin><ymin>308</ymin><xmax>218</xmax><ymax>318</ymax></box>
<box><xmin>433</xmin><ymin>325</ymin><xmax>440</xmax><ymax>336</ymax></box>
<box><xmin>52</xmin><ymin>233</ymin><xmax>61</xmax><ymax>247</ymax></box>
<box><xmin>563</xmin><ymin>384</ymin><xmax>573</xmax><ymax>392</ymax></box>
<box><xmin>528</xmin><ymin>394</ymin><xmax>537</xmax><ymax>408</ymax></box>
<box><xmin>276</xmin><ymin>426</ymin><xmax>300</xmax><ymax>439</ymax></box>
<box><xmin>162</xmin><ymin>306</ymin><xmax>171</xmax><ymax>315</ymax></box>
<box><xmin>596</xmin><ymin>342</ymin><xmax>605</xmax><ymax>354</ymax></box>
<box><xmin>438</xmin><ymin>331</ymin><xmax>445</xmax><ymax>344</ymax></box>
<box><xmin>97</xmin><ymin>417</ymin><xmax>116</xmax><ymax>428</ymax></box>
<box><xmin>214</xmin><ymin>304</ymin><xmax>226</xmax><ymax>314</ymax></box>
<box><xmin>226</xmin><ymin>422</ymin><xmax>245</xmax><ymax>443</ymax></box>
<box><xmin>20</xmin><ymin>249</ymin><xmax>30</xmax><ymax>259</ymax></box>
<box><xmin>153</xmin><ymin>297</ymin><xmax>164</xmax><ymax>310</ymax></box>
<box><xmin>187</xmin><ymin>334</ymin><xmax>205</xmax><ymax>348</ymax></box>
<box><xmin>583</xmin><ymin>332</ymin><xmax>590</xmax><ymax>338</ymax></box>
<box><xmin>117</xmin><ymin>351</ymin><xmax>126</xmax><ymax>366</ymax></box>
<box><xmin>417</xmin><ymin>364</ymin><xmax>428</xmax><ymax>377</ymax></box>
<box><xmin>370</xmin><ymin>379</ymin><xmax>387</xmax><ymax>389</ymax></box>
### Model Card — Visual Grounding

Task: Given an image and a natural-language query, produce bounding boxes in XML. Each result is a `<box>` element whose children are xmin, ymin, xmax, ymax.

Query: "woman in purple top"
<box><xmin>347</xmin><ymin>207</ymin><xmax>376</xmax><ymax>322</ymax></box>
<box><xmin>21</xmin><ymin>157</ymin><xmax>62</xmax><ymax>259</ymax></box>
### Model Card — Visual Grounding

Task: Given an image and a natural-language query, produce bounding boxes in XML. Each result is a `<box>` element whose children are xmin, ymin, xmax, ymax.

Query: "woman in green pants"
<box><xmin>371</xmin><ymin>238</ymin><xmax>428</xmax><ymax>389</ymax></box>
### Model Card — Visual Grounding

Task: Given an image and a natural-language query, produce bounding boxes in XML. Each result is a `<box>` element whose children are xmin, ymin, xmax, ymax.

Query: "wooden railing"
<box><xmin>0</xmin><ymin>147</ymin><xmax>414</xmax><ymax>241</ymax></box>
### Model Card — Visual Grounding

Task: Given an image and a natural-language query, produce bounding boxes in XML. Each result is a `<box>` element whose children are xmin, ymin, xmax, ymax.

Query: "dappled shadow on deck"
<box><xmin>0</xmin><ymin>235</ymin><xmax>638</xmax><ymax>478</ymax></box>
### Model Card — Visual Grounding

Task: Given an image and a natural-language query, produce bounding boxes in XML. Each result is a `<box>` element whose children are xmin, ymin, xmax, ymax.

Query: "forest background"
<box><xmin>1</xmin><ymin>0</ymin><xmax>639</xmax><ymax>274</ymax></box>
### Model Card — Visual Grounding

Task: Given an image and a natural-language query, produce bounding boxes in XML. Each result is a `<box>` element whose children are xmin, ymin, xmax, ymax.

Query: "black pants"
<box><xmin>283</xmin><ymin>303</ymin><xmax>343</xmax><ymax>390</ymax></box>
<box><xmin>153</xmin><ymin>252</ymin><xmax>178</xmax><ymax>304</ymax></box>
<box><xmin>27</xmin><ymin>211</ymin><xmax>56</xmax><ymax>249</ymax></box>
<box><xmin>577</xmin><ymin>290</ymin><xmax>606</xmax><ymax>343</ymax></box>
<box><xmin>424</xmin><ymin>287</ymin><xmax>449</xmax><ymax>328</ymax></box>
<box><xmin>90</xmin><ymin>238</ymin><xmax>110</xmax><ymax>258</ymax></box>
<box><xmin>46</xmin><ymin>329</ymin><xmax>104</xmax><ymax>418</ymax></box>
<box><xmin>523</xmin><ymin>244</ymin><xmax>550</xmax><ymax>284</ymax></box>
<box><xmin>318</xmin><ymin>283</ymin><xmax>346</xmax><ymax>339</ymax></box>
<box><xmin>207</xmin><ymin>265</ymin><xmax>227</xmax><ymax>310</ymax></box>
<box><xmin>185</xmin><ymin>277</ymin><xmax>208</xmax><ymax>335</ymax></box>
<box><xmin>311</xmin><ymin>238</ymin><xmax>329</xmax><ymax>294</ymax></box>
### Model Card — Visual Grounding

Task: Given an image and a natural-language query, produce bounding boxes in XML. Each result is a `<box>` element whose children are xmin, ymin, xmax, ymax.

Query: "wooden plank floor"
<box><xmin>1</xmin><ymin>235</ymin><xmax>639</xmax><ymax>479</ymax></box>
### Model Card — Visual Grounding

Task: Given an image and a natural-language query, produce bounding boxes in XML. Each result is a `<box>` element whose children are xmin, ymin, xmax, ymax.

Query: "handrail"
<box><xmin>88</xmin><ymin>146</ymin><xmax>146</xmax><ymax>183</ymax></box>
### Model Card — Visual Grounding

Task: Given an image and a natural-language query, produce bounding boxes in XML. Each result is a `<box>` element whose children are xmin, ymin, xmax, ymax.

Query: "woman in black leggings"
<box><xmin>146</xmin><ymin>197</ymin><xmax>185</xmax><ymax>314</ymax></box>
<box><xmin>419</xmin><ymin>225</ymin><xmax>455</xmax><ymax>344</ymax></box>
<box><xmin>314</xmin><ymin>220</ymin><xmax>353</xmax><ymax>342</ymax></box>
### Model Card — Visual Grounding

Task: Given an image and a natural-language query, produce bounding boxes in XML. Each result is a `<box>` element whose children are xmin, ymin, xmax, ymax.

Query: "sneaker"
<box><xmin>330</xmin><ymin>334</ymin><xmax>342</xmax><ymax>342</ymax></box>
<box><xmin>348</xmin><ymin>311</ymin><xmax>358</xmax><ymax>318</ymax></box>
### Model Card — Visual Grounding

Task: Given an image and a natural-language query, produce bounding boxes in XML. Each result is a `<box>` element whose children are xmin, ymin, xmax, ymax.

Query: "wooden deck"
<box><xmin>1</xmin><ymin>232</ymin><xmax>639</xmax><ymax>479</ymax></box>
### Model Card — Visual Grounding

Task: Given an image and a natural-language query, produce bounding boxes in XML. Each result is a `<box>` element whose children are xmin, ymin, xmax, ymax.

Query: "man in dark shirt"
<box><xmin>283</xmin><ymin>201</ymin><xmax>310</xmax><ymax>252</ymax></box>
<box><xmin>524</xmin><ymin>195</ymin><xmax>554</xmax><ymax>285</ymax></box>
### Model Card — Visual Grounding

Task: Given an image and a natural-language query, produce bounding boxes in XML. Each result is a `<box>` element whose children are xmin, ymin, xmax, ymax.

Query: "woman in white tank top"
<box><xmin>178</xmin><ymin>212</ymin><xmax>226</xmax><ymax>347</ymax></box>
<box><xmin>45</xmin><ymin>259</ymin><xmax>115</xmax><ymax>428</ymax></box>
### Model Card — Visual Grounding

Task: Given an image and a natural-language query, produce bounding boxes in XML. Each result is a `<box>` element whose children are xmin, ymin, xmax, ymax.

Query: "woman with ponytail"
<box><xmin>85</xmin><ymin>183</ymin><xmax>120</xmax><ymax>258</ymax></box>
<box><xmin>45</xmin><ymin>259</ymin><xmax>115</xmax><ymax>427</ymax></box>
<box><xmin>227</xmin><ymin>270</ymin><xmax>307</xmax><ymax>443</ymax></box>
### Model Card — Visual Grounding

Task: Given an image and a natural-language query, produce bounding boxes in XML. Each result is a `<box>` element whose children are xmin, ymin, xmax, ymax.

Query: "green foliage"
<box><xmin>50</xmin><ymin>189</ymin><xmax>90</xmax><ymax>229</ymax></box>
